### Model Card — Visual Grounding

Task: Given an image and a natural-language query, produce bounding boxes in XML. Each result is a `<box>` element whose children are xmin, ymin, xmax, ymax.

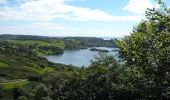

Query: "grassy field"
<box><xmin>0</xmin><ymin>79</ymin><xmax>29</xmax><ymax>90</ymax></box>
<box><xmin>7</xmin><ymin>40</ymin><xmax>65</xmax><ymax>56</ymax></box>
<box><xmin>0</xmin><ymin>62</ymin><xmax>9</xmax><ymax>68</ymax></box>
<box><xmin>8</xmin><ymin>40</ymin><xmax>65</xmax><ymax>49</ymax></box>
<box><xmin>24</xmin><ymin>66</ymin><xmax>55</xmax><ymax>74</ymax></box>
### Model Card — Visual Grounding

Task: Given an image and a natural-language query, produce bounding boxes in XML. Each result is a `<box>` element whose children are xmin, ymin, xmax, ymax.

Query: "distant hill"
<box><xmin>0</xmin><ymin>34</ymin><xmax>117</xmax><ymax>50</ymax></box>
<box><xmin>0</xmin><ymin>34</ymin><xmax>61</xmax><ymax>40</ymax></box>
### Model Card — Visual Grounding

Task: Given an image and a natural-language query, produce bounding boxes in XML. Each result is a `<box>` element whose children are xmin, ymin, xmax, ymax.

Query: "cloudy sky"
<box><xmin>0</xmin><ymin>0</ymin><xmax>169</xmax><ymax>37</ymax></box>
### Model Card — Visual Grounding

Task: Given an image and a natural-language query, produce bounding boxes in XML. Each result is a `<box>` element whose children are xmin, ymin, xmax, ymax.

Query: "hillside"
<box><xmin>7</xmin><ymin>40</ymin><xmax>65</xmax><ymax>56</ymax></box>
<box><xmin>0</xmin><ymin>41</ymin><xmax>54</xmax><ymax>79</ymax></box>
<box><xmin>0</xmin><ymin>35</ymin><xmax>115</xmax><ymax>86</ymax></box>
<box><xmin>0</xmin><ymin>40</ymin><xmax>75</xmax><ymax>99</ymax></box>
<box><xmin>0</xmin><ymin>35</ymin><xmax>117</xmax><ymax>50</ymax></box>
<box><xmin>63</xmin><ymin>37</ymin><xmax>116</xmax><ymax>50</ymax></box>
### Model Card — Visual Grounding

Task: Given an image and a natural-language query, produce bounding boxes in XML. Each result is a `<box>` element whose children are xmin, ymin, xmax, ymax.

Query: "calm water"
<box><xmin>46</xmin><ymin>47</ymin><xmax>118</xmax><ymax>67</ymax></box>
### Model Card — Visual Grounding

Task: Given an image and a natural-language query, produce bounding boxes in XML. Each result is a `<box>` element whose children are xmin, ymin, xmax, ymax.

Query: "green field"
<box><xmin>8</xmin><ymin>40</ymin><xmax>65</xmax><ymax>49</ymax></box>
<box><xmin>0</xmin><ymin>62</ymin><xmax>9</xmax><ymax>68</ymax></box>
<box><xmin>6</xmin><ymin>40</ymin><xmax>65</xmax><ymax>56</ymax></box>
<box><xmin>1</xmin><ymin>80</ymin><xmax>29</xmax><ymax>90</ymax></box>
<box><xmin>24</xmin><ymin>66</ymin><xmax>55</xmax><ymax>74</ymax></box>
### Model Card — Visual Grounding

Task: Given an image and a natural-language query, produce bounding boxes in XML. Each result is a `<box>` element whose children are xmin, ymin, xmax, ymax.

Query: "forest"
<box><xmin>0</xmin><ymin>1</ymin><xmax>170</xmax><ymax>100</ymax></box>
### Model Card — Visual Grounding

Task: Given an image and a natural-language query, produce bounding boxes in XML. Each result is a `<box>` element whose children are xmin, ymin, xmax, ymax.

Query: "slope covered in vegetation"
<box><xmin>0</xmin><ymin>40</ymin><xmax>56</xmax><ymax>79</ymax></box>
<box><xmin>0</xmin><ymin>35</ymin><xmax>116</xmax><ymax>50</ymax></box>
<box><xmin>7</xmin><ymin>40</ymin><xmax>65</xmax><ymax>56</ymax></box>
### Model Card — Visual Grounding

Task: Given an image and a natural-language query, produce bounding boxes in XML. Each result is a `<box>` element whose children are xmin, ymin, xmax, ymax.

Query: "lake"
<box><xmin>45</xmin><ymin>47</ymin><xmax>118</xmax><ymax>67</ymax></box>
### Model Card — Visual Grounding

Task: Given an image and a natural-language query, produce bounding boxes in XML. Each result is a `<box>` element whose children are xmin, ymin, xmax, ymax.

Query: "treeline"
<box><xmin>0</xmin><ymin>35</ymin><xmax>116</xmax><ymax>49</ymax></box>
<box><xmin>63</xmin><ymin>37</ymin><xmax>116</xmax><ymax>50</ymax></box>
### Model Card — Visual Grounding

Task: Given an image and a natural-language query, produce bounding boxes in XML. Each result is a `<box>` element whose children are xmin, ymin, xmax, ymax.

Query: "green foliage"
<box><xmin>116</xmin><ymin>1</ymin><xmax>170</xmax><ymax>99</ymax></box>
<box><xmin>18</xmin><ymin>96</ymin><xmax>28</xmax><ymax>100</ymax></box>
<box><xmin>33</xmin><ymin>83</ymin><xmax>52</xmax><ymax>100</ymax></box>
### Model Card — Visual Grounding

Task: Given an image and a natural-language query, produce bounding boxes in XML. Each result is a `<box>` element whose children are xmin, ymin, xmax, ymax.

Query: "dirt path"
<box><xmin>0</xmin><ymin>79</ymin><xmax>28</xmax><ymax>85</ymax></box>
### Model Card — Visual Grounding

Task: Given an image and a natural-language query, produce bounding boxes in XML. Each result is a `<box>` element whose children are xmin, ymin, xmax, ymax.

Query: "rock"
<box><xmin>90</xmin><ymin>48</ymin><xmax>109</xmax><ymax>52</ymax></box>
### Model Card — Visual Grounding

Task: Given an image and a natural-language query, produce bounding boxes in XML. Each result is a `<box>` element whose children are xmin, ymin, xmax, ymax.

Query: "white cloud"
<box><xmin>0</xmin><ymin>0</ymin><xmax>142</xmax><ymax>21</ymax></box>
<box><xmin>23</xmin><ymin>22</ymin><xmax>65</xmax><ymax>30</ymax></box>
<box><xmin>0</xmin><ymin>0</ymin><xmax>7</xmax><ymax>4</ymax></box>
<box><xmin>16</xmin><ymin>22</ymin><xmax>65</xmax><ymax>31</ymax></box>
<box><xmin>0</xmin><ymin>21</ymin><xmax>131</xmax><ymax>37</ymax></box>
<box><xmin>124</xmin><ymin>0</ymin><xmax>154</xmax><ymax>14</ymax></box>
<box><xmin>0</xmin><ymin>22</ymin><xmax>66</xmax><ymax>36</ymax></box>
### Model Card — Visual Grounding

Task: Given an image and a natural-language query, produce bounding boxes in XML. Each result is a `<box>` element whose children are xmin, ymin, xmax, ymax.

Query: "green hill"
<box><xmin>7</xmin><ymin>40</ymin><xmax>65</xmax><ymax>56</ymax></box>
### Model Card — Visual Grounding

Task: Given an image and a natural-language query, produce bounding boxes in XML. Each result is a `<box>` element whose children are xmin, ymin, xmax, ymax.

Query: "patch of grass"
<box><xmin>1</xmin><ymin>80</ymin><xmax>29</xmax><ymax>90</ymax></box>
<box><xmin>7</xmin><ymin>40</ymin><xmax>65</xmax><ymax>56</ymax></box>
<box><xmin>24</xmin><ymin>66</ymin><xmax>55</xmax><ymax>74</ymax></box>
<box><xmin>0</xmin><ymin>62</ymin><xmax>9</xmax><ymax>68</ymax></box>
<box><xmin>37</xmin><ymin>67</ymin><xmax>55</xmax><ymax>74</ymax></box>
<box><xmin>8</xmin><ymin>40</ymin><xmax>65</xmax><ymax>49</ymax></box>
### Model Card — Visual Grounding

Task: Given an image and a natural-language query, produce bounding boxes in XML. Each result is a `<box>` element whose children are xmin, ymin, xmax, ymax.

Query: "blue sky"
<box><xmin>0</xmin><ymin>0</ymin><xmax>169</xmax><ymax>37</ymax></box>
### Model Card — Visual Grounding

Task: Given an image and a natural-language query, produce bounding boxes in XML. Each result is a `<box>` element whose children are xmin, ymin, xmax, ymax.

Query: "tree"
<box><xmin>34</xmin><ymin>83</ymin><xmax>52</xmax><ymax>100</ymax></box>
<box><xmin>116</xmin><ymin>0</ymin><xmax>170</xmax><ymax>99</ymax></box>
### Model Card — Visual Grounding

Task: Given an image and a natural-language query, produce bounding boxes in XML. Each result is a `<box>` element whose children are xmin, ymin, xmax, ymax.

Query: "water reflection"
<box><xmin>46</xmin><ymin>47</ymin><xmax>118</xmax><ymax>67</ymax></box>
